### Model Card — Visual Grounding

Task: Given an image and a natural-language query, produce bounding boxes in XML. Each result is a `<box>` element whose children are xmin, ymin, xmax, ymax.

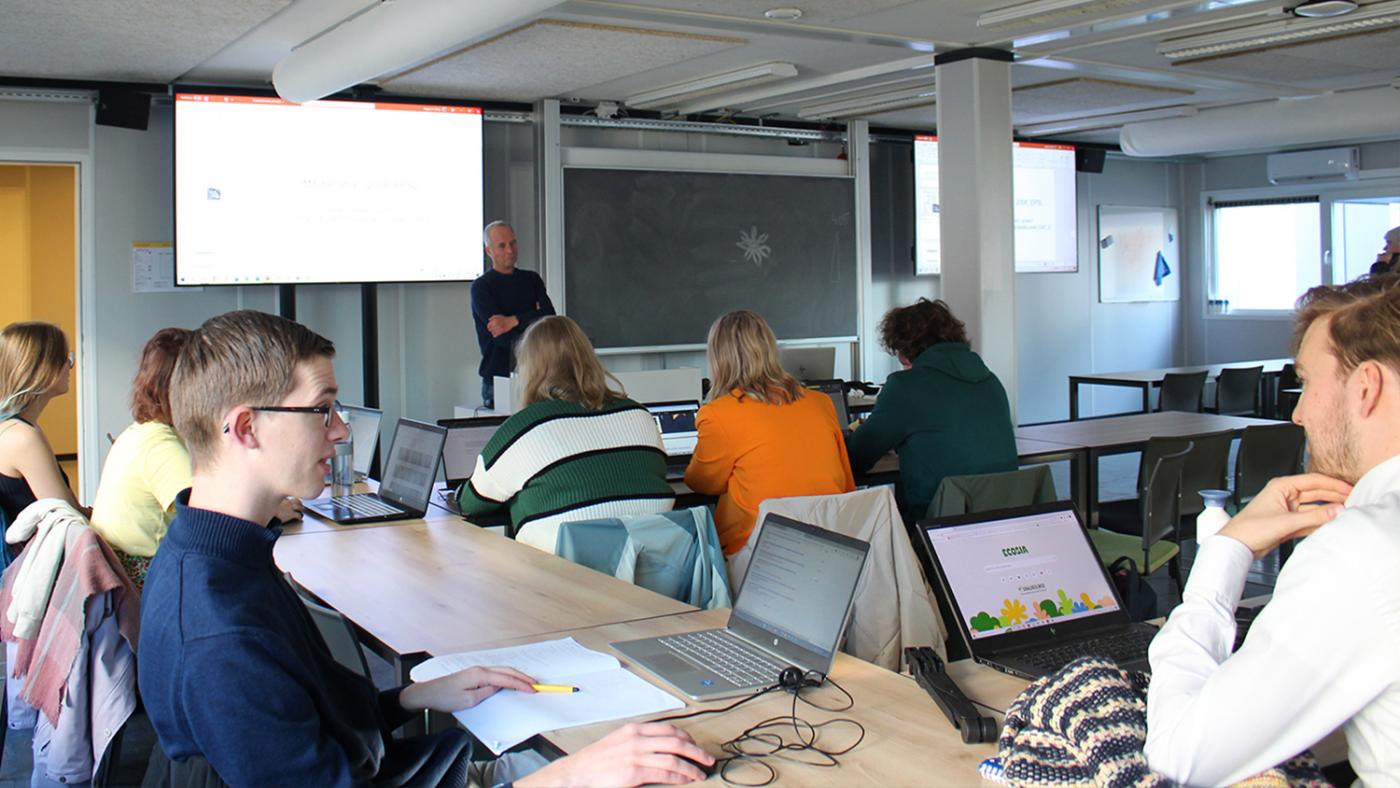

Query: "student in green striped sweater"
<box><xmin>458</xmin><ymin>316</ymin><xmax>676</xmax><ymax>550</ymax></box>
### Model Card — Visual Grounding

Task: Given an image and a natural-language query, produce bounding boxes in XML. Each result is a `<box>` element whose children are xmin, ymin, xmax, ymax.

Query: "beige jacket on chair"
<box><xmin>728</xmin><ymin>486</ymin><xmax>947</xmax><ymax>668</ymax></box>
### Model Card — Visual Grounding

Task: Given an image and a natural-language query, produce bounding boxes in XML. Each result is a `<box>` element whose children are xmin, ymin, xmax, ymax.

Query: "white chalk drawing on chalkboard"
<box><xmin>736</xmin><ymin>226</ymin><xmax>772</xmax><ymax>268</ymax></box>
<box><xmin>1097</xmin><ymin>205</ymin><xmax>1180</xmax><ymax>303</ymax></box>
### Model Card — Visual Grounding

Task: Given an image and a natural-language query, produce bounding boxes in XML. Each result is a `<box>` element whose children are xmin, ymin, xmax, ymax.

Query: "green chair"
<box><xmin>1099</xmin><ymin>430</ymin><xmax>1233</xmax><ymax>534</ymax></box>
<box><xmin>926</xmin><ymin>465</ymin><xmax>1058</xmax><ymax>519</ymax></box>
<box><xmin>1087</xmin><ymin>444</ymin><xmax>1193</xmax><ymax>594</ymax></box>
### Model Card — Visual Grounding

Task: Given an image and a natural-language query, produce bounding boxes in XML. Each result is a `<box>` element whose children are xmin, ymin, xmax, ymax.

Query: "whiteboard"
<box><xmin>1097</xmin><ymin>205</ymin><xmax>1180</xmax><ymax>303</ymax></box>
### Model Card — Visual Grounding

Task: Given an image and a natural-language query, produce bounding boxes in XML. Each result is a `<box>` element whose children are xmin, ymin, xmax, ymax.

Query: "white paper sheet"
<box><xmin>411</xmin><ymin>637</ymin><xmax>684</xmax><ymax>754</ymax></box>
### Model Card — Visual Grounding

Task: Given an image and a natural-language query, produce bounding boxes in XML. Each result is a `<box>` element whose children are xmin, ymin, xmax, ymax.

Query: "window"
<box><xmin>1333</xmin><ymin>197</ymin><xmax>1400</xmax><ymax>283</ymax></box>
<box><xmin>1210</xmin><ymin>197</ymin><xmax>1321</xmax><ymax>312</ymax></box>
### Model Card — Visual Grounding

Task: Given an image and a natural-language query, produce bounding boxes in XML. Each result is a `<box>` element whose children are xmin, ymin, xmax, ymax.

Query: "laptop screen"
<box><xmin>647</xmin><ymin>402</ymin><xmax>698</xmax><ymax>457</ymax></box>
<box><xmin>441</xmin><ymin>418</ymin><xmax>505</xmax><ymax>485</ymax></box>
<box><xmin>923</xmin><ymin>507</ymin><xmax>1121</xmax><ymax>641</ymax></box>
<box><xmin>731</xmin><ymin>515</ymin><xmax>869</xmax><ymax>663</ymax></box>
<box><xmin>341</xmin><ymin>405</ymin><xmax>382</xmax><ymax>477</ymax></box>
<box><xmin>379</xmin><ymin>419</ymin><xmax>445</xmax><ymax>508</ymax></box>
<box><xmin>809</xmin><ymin>381</ymin><xmax>848</xmax><ymax>426</ymax></box>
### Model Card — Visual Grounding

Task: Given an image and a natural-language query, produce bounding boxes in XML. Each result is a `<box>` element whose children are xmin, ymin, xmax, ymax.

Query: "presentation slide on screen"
<box><xmin>913</xmin><ymin>137</ymin><xmax>1078</xmax><ymax>275</ymax></box>
<box><xmin>174</xmin><ymin>94</ymin><xmax>483</xmax><ymax>286</ymax></box>
<box><xmin>926</xmin><ymin>509</ymin><xmax>1118</xmax><ymax>640</ymax></box>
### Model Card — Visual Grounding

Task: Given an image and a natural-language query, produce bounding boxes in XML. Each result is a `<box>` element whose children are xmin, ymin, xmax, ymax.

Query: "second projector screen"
<box><xmin>914</xmin><ymin>135</ymin><xmax>1078</xmax><ymax>275</ymax></box>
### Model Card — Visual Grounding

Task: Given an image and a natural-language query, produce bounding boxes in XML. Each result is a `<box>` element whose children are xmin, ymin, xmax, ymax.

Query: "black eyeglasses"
<box><xmin>251</xmin><ymin>399</ymin><xmax>342</xmax><ymax>428</ymax></box>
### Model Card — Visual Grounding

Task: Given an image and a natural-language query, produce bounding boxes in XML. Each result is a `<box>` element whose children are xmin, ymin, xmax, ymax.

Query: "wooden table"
<box><xmin>1069</xmin><ymin>358</ymin><xmax>1293</xmax><ymax>420</ymax></box>
<box><xmin>1017</xmin><ymin>411</ymin><xmax>1282</xmax><ymax>518</ymax></box>
<box><xmin>481</xmin><ymin>609</ymin><xmax>1027</xmax><ymax>785</ymax></box>
<box><xmin>274</xmin><ymin>519</ymin><xmax>696</xmax><ymax>683</ymax></box>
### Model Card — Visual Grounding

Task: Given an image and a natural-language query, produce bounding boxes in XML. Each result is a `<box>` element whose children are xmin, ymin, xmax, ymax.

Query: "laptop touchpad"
<box><xmin>646</xmin><ymin>654</ymin><xmax>702</xmax><ymax>675</ymax></box>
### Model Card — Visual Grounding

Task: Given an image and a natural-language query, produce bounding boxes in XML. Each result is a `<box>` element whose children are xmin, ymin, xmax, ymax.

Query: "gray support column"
<box><xmin>848</xmin><ymin>120</ymin><xmax>873</xmax><ymax>381</ymax></box>
<box><xmin>535</xmin><ymin>98</ymin><xmax>564</xmax><ymax>310</ymax></box>
<box><xmin>934</xmin><ymin>48</ymin><xmax>1017</xmax><ymax>415</ymax></box>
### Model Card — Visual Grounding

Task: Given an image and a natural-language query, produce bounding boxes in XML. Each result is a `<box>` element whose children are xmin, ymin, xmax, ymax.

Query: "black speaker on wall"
<box><xmin>96</xmin><ymin>89</ymin><xmax>151</xmax><ymax>131</ymax></box>
<box><xmin>1075</xmin><ymin>148</ymin><xmax>1106</xmax><ymax>174</ymax></box>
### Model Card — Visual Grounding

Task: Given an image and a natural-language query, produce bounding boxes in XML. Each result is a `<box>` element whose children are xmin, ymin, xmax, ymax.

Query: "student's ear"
<box><xmin>223</xmin><ymin>407</ymin><xmax>260</xmax><ymax>449</ymax></box>
<box><xmin>1352</xmin><ymin>360</ymin><xmax>1385</xmax><ymax>419</ymax></box>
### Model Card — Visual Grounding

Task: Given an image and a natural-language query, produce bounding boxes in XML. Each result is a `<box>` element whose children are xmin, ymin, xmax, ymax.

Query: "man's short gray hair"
<box><xmin>483</xmin><ymin>220</ymin><xmax>512</xmax><ymax>247</ymax></box>
<box><xmin>1385</xmin><ymin>225</ymin><xmax>1400</xmax><ymax>246</ymax></box>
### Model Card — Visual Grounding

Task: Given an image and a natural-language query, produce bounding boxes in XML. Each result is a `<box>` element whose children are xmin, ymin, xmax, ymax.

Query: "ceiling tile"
<box><xmin>1012</xmin><ymin>78</ymin><xmax>1192</xmax><ymax>123</ymax></box>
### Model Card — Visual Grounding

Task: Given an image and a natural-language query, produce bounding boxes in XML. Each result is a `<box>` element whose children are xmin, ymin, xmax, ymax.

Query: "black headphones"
<box><xmin>777</xmin><ymin>666</ymin><xmax>822</xmax><ymax>693</ymax></box>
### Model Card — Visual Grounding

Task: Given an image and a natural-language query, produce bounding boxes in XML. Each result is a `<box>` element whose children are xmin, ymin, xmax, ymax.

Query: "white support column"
<box><xmin>934</xmin><ymin>49</ymin><xmax>1017</xmax><ymax>415</ymax></box>
<box><xmin>535</xmin><ymin>98</ymin><xmax>565</xmax><ymax>311</ymax></box>
<box><xmin>848</xmin><ymin>120</ymin><xmax>873</xmax><ymax>381</ymax></box>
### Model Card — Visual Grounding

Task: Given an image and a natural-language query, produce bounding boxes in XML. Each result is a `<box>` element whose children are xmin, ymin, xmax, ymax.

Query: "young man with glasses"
<box><xmin>140</xmin><ymin>310</ymin><xmax>711</xmax><ymax>787</ymax></box>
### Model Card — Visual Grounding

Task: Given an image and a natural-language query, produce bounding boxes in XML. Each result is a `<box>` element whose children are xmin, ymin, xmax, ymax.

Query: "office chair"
<box><xmin>1158</xmin><ymin>371</ymin><xmax>1207</xmax><ymax>412</ymax></box>
<box><xmin>1087</xmin><ymin>444</ymin><xmax>1193</xmax><ymax>596</ymax></box>
<box><xmin>1234</xmin><ymin>423</ymin><xmax>1306</xmax><ymax>510</ymax></box>
<box><xmin>1212</xmin><ymin>366</ymin><xmax>1263</xmax><ymax>416</ymax></box>
<box><xmin>285</xmin><ymin>574</ymin><xmax>373</xmax><ymax>680</ymax></box>
<box><xmin>1099</xmin><ymin>430</ymin><xmax>1233</xmax><ymax>535</ymax></box>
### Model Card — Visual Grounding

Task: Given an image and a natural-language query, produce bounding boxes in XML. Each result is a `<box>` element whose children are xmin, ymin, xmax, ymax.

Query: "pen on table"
<box><xmin>531</xmin><ymin>683</ymin><xmax>580</xmax><ymax>693</ymax></box>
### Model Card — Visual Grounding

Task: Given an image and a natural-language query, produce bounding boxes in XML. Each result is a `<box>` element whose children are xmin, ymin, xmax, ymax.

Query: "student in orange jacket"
<box><xmin>685</xmin><ymin>311</ymin><xmax>855</xmax><ymax>555</ymax></box>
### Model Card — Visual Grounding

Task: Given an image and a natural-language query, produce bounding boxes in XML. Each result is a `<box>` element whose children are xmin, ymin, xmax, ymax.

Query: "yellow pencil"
<box><xmin>531</xmin><ymin>683</ymin><xmax>580</xmax><ymax>693</ymax></box>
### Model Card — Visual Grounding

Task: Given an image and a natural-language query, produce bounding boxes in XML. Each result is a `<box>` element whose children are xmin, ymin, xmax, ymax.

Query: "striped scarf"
<box><xmin>998</xmin><ymin>656</ymin><xmax>1329</xmax><ymax>787</ymax></box>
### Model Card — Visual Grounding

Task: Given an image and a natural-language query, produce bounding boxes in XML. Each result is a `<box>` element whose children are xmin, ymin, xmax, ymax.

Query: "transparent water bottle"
<box><xmin>1197</xmin><ymin>489</ymin><xmax>1231</xmax><ymax>543</ymax></box>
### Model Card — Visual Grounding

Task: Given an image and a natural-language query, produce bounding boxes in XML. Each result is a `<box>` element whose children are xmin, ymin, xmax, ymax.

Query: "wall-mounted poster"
<box><xmin>1098</xmin><ymin>205</ymin><xmax>1179</xmax><ymax>303</ymax></box>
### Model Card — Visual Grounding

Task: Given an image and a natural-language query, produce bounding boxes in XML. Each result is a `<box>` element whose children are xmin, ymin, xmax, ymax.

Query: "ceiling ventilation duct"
<box><xmin>273</xmin><ymin>0</ymin><xmax>561</xmax><ymax>103</ymax></box>
<box><xmin>1119</xmin><ymin>86</ymin><xmax>1400</xmax><ymax>157</ymax></box>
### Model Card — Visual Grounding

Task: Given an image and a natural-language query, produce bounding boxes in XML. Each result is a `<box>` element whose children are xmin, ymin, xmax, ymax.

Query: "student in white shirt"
<box><xmin>1145</xmin><ymin>275</ymin><xmax>1400</xmax><ymax>785</ymax></box>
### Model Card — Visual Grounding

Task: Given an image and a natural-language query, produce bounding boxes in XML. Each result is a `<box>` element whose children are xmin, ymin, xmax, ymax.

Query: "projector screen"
<box><xmin>174</xmin><ymin>93</ymin><xmax>484</xmax><ymax>286</ymax></box>
<box><xmin>914</xmin><ymin>136</ymin><xmax>1078</xmax><ymax>275</ymax></box>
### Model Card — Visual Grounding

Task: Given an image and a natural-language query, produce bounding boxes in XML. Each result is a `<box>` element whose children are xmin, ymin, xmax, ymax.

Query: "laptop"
<box><xmin>806</xmin><ymin>380</ymin><xmax>849</xmax><ymax>428</ymax></box>
<box><xmin>778</xmin><ymin>346</ymin><xmax>835</xmax><ymax>382</ymax></box>
<box><xmin>613</xmin><ymin>514</ymin><xmax>869</xmax><ymax>700</ymax></box>
<box><xmin>645</xmin><ymin>401</ymin><xmax>699</xmax><ymax>476</ymax></box>
<box><xmin>914</xmin><ymin>501</ymin><xmax>1157</xmax><ymax>680</ymax></box>
<box><xmin>340</xmin><ymin>404</ymin><xmax>382</xmax><ymax>482</ymax></box>
<box><xmin>304</xmin><ymin>418</ymin><xmax>446</xmax><ymax>525</ymax></box>
<box><xmin>438</xmin><ymin>416</ymin><xmax>508</xmax><ymax>489</ymax></box>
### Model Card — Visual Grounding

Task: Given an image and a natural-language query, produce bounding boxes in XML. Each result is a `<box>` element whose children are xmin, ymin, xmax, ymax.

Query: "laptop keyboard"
<box><xmin>657</xmin><ymin>630</ymin><xmax>789</xmax><ymax>688</ymax></box>
<box><xmin>328</xmin><ymin>494</ymin><xmax>403</xmax><ymax>518</ymax></box>
<box><xmin>1019</xmin><ymin>629</ymin><xmax>1157</xmax><ymax>672</ymax></box>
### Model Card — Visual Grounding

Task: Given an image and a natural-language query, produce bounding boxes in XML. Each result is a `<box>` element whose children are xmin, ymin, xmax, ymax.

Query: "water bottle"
<box><xmin>1197</xmin><ymin>489</ymin><xmax>1231</xmax><ymax>543</ymax></box>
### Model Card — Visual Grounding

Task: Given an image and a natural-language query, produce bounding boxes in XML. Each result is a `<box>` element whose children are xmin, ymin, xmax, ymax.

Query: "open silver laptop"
<box><xmin>340</xmin><ymin>404</ymin><xmax>382</xmax><ymax>481</ymax></box>
<box><xmin>645</xmin><ymin>401</ymin><xmax>698</xmax><ymax>478</ymax></box>
<box><xmin>304</xmin><ymin>418</ymin><xmax>445</xmax><ymax>525</ymax></box>
<box><xmin>778</xmin><ymin>346</ymin><xmax>835</xmax><ymax>382</ymax></box>
<box><xmin>438</xmin><ymin>415</ymin><xmax>507</xmax><ymax>490</ymax></box>
<box><xmin>613</xmin><ymin>514</ymin><xmax>869</xmax><ymax>700</ymax></box>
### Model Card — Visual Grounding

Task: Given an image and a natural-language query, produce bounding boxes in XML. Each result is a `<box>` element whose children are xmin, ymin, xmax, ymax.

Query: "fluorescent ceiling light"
<box><xmin>1158</xmin><ymin>0</ymin><xmax>1400</xmax><ymax>59</ymax></box>
<box><xmin>978</xmin><ymin>0</ymin><xmax>1174</xmax><ymax>31</ymax></box>
<box><xmin>625</xmin><ymin>63</ymin><xmax>798</xmax><ymax>110</ymax></box>
<box><xmin>1017</xmin><ymin>105</ymin><xmax>1197</xmax><ymax>135</ymax></box>
<box><xmin>273</xmin><ymin>0</ymin><xmax>560</xmax><ymax>103</ymax></box>
<box><xmin>1292</xmin><ymin>0</ymin><xmax>1358</xmax><ymax>17</ymax></box>
<box><xmin>798</xmin><ymin>85</ymin><xmax>936</xmax><ymax>119</ymax></box>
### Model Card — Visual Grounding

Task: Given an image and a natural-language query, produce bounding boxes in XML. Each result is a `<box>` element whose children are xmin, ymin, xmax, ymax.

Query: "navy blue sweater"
<box><xmin>140</xmin><ymin>495</ymin><xmax>410</xmax><ymax>787</ymax></box>
<box><xmin>470</xmin><ymin>267</ymin><xmax>555</xmax><ymax>378</ymax></box>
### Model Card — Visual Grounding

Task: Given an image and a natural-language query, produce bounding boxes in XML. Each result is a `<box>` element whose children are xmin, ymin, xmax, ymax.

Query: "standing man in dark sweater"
<box><xmin>472</xmin><ymin>221</ymin><xmax>555</xmax><ymax>409</ymax></box>
<box><xmin>139</xmin><ymin>309</ymin><xmax>711</xmax><ymax>787</ymax></box>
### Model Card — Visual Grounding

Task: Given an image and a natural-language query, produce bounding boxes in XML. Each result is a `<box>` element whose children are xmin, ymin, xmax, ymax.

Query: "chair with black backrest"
<box><xmin>1158</xmin><ymin>370</ymin><xmax>1207</xmax><ymax>412</ymax></box>
<box><xmin>1276</xmin><ymin>363</ymin><xmax>1300</xmax><ymax>420</ymax></box>
<box><xmin>1212</xmin><ymin>365</ymin><xmax>1263</xmax><ymax>416</ymax></box>
<box><xmin>1234</xmin><ymin>423</ymin><xmax>1307</xmax><ymax>510</ymax></box>
<box><xmin>285</xmin><ymin>574</ymin><xmax>372</xmax><ymax>680</ymax></box>
<box><xmin>1086</xmin><ymin>444</ymin><xmax>1193</xmax><ymax>595</ymax></box>
<box><xmin>1099</xmin><ymin>430</ymin><xmax>1234</xmax><ymax>537</ymax></box>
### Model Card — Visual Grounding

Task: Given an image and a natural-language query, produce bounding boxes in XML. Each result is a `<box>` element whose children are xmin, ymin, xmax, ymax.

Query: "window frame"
<box><xmin>1203</xmin><ymin>177</ymin><xmax>1400</xmax><ymax>320</ymax></box>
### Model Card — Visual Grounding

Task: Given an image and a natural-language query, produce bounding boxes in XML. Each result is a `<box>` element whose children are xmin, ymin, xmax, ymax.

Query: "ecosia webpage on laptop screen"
<box><xmin>927</xmin><ymin>509</ymin><xmax>1120</xmax><ymax>640</ymax></box>
<box><xmin>174</xmin><ymin>94</ymin><xmax>483</xmax><ymax>285</ymax></box>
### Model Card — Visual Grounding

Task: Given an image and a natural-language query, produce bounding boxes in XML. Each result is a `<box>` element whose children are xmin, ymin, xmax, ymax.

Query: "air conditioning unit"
<box><xmin>1266</xmin><ymin>147</ymin><xmax>1359</xmax><ymax>184</ymax></box>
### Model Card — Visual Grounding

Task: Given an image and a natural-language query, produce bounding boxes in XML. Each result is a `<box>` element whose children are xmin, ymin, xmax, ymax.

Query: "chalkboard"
<box><xmin>563</xmin><ymin>168</ymin><xmax>858</xmax><ymax>349</ymax></box>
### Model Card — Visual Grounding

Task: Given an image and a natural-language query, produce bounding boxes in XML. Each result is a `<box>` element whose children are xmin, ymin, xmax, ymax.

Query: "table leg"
<box><xmin>1086</xmin><ymin>449</ymin><xmax>1101</xmax><ymax>527</ymax></box>
<box><xmin>1070</xmin><ymin>378</ymin><xmax>1081</xmax><ymax>421</ymax></box>
<box><xmin>1071</xmin><ymin>450</ymin><xmax>1088</xmax><ymax>527</ymax></box>
<box><xmin>395</xmin><ymin>652</ymin><xmax>430</xmax><ymax>737</ymax></box>
<box><xmin>1141</xmin><ymin>384</ymin><xmax>1151</xmax><ymax>414</ymax></box>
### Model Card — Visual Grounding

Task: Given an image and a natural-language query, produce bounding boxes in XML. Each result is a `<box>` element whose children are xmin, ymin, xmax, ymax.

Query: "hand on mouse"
<box><xmin>514</xmin><ymin>722</ymin><xmax>715</xmax><ymax>786</ymax></box>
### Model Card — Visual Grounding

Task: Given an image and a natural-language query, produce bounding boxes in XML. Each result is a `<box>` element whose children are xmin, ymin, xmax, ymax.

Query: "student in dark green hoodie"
<box><xmin>846</xmin><ymin>298</ymin><xmax>1018</xmax><ymax>518</ymax></box>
